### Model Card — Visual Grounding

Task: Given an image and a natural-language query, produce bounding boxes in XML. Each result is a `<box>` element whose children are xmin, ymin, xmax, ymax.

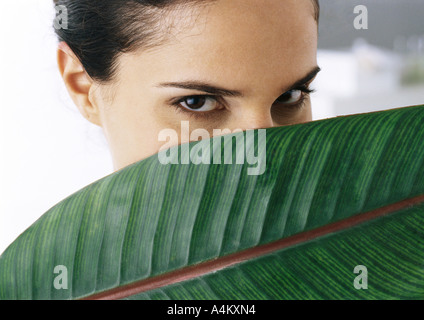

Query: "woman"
<box><xmin>55</xmin><ymin>0</ymin><xmax>320</xmax><ymax>171</ymax></box>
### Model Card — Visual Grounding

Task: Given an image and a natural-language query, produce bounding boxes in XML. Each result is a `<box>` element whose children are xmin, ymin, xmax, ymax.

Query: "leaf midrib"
<box><xmin>81</xmin><ymin>193</ymin><xmax>424</xmax><ymax>300</ymax></box>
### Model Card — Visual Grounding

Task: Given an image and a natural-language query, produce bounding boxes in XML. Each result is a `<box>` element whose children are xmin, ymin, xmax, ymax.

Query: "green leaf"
<box><xmin>1</xmin><ymin>105</ymin><xmax>424</xmax><ymax>300</ymax></box>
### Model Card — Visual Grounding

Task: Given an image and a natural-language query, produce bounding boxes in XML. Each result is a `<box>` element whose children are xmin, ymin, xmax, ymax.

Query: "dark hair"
<box><xmin>53</xmin><ymin>0</ymin><xmax>320</xmax><ymax>83</ymax></box>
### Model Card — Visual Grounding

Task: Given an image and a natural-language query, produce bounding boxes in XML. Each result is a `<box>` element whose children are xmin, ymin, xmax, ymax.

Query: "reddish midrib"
<box><xmin>81</xmin><ymin>194</ymin><xmax>424</xmax><ymax>300</ymax></box>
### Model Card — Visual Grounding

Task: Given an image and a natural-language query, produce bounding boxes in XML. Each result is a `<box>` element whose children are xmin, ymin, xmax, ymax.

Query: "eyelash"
<box><xmin>169</xmin><ymin>84</ymin><xmax>315</xmax><ymax>119</ymax></box>
<box><xmin>281</xmin><ymin>84</ymin><xmax>315</xmax><ymax>109</ymax></box>
<box><xmin>169</xmin><ymin>95</ymin><xmax>225</xmax><ymax>120</ymax></box>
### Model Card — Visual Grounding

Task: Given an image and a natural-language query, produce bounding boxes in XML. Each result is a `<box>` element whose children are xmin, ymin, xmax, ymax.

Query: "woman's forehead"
<box><xmin>124</xmin><ymin>0</ymin><xmax>318</xmax><ymax>93</ymax></box>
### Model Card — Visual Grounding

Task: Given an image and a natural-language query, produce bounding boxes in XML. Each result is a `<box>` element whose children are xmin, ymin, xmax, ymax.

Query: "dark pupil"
<box><xmin>277</xmin><ymin>90</ymin><xmax>294</xmax><ymax>103</ymax></box>
<box><xmin>185</xmin><ymin>96</ymin><xmax>206</xmax><ymax>110</ymax></box>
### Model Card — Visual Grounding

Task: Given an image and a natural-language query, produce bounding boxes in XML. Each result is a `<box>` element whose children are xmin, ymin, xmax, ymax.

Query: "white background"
<box><xmin>0</xmin><ymin>1</ymin><xmax>113</xmax><ymax>254</ymax></box>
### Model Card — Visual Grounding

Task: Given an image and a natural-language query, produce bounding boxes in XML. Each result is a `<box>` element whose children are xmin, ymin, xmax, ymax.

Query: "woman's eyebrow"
<box><xmin>156</xmin><ymin>81</ymin><xmax>244</xmax><ymax>97</ymax></box>
<box><xmin>287</xmin><ymin>66</ymin><xmax>321</xmax><ymax>90</ymax></box>
<box><xmin>156</xmin><ymin>66</ymin><xmax>321</xmax><ymax>97</ymax></box>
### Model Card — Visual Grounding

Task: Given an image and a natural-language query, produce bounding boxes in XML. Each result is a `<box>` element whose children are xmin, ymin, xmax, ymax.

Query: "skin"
<box><xmin>57</xmin><ymin>0</ymin><xmax>319</xmax><ymax>171</ymax></box>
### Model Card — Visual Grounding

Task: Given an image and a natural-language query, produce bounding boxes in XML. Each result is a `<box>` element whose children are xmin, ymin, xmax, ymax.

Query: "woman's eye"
<box><xmin>178</xmin><ymin>96</ymin><xmax>218</xmax><ymax>112</ymax></box>
<box><xmin>275</xmin><ymin>89</ymin><xmax>303</xmax><ymax>105</ymax></box>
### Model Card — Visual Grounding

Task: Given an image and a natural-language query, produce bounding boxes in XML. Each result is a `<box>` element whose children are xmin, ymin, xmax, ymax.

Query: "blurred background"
<box><xmin>1</xmin><ymin>0</ymin><xmax>424</xmax><ymax>254</ymax></box>
<box><xmin>313</xmin><ymin>0</ymin><xmax>424</xmax><ymax>119</ymax></box>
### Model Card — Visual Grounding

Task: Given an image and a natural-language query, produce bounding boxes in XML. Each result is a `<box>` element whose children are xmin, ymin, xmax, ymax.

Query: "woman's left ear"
<box><xmin>57</xmin><ymin>41</ymin><xmax>102</xmax><ymax>126</ymax></box>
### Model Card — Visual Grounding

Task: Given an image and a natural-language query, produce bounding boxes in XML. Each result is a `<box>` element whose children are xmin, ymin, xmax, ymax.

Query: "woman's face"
<box><xmin>61</xmin><ymin>0</ymin><xmax>319</xmax><ymax>170</ymax></box>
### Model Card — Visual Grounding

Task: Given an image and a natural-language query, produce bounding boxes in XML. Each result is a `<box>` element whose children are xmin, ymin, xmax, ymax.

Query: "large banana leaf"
<box><xmin>1</xmin><ymin>105</ymin><xmax>424</xmax><ymax>300</ymax></box>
